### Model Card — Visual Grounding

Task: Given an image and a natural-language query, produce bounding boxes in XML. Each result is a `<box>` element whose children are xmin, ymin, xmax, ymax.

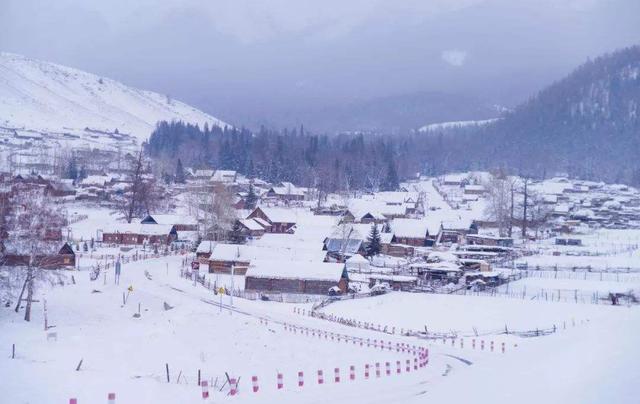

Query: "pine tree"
<box><xmin>365</xmin><ymin>224</ymin><xmax>382</xmax><ymax>257</ymax></box>
<box><xmin>66</xmin><ymin>158</ymin><xmax>78</xmax><ymax>180</ymax></box>
<box><xmin>245</xmin><ymin>183</ymin><xmax>258</xmax><ymax>210</ymax></box>
<box><xmin>229</xmin><ymin>220</ymin><xmax>246</xmax><ymax>244</ymax></box>
<box><xmin>382</xmin><ymin>159</ymin><xmax>399</xmax><ymax>191</ymax></box>
<box><xmin>175</xmin><ymin>159</ymin><xmax>186</xmax><ymax>183</ymax></box>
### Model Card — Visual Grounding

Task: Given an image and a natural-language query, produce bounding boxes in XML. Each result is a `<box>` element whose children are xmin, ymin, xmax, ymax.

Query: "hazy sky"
<box><xmin>1</xmin><ymin>0</ymin><xmax>639</xmax><ymax>128</ymax></box>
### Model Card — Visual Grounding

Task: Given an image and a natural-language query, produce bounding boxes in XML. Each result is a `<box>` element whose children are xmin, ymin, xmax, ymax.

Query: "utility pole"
<box><xmin>522</xmin><ymin>178</ymin><xmax>529</xmax><ymax>239</ymax></box>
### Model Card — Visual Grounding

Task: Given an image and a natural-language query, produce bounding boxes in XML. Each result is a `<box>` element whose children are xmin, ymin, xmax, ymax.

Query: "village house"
<box><xmin>101</xmin><ymin>223</ymin><xmax>177</xmax><ymax>245</ymax></box>
<box><xmin>207</xmin><ymin>243</ymin><xmax>327</xmax><ymax>275</ymax></box>
<box><xmin>140</xmin><ymin>214</ymin><xmax>198</xmax><ymax>231</ymax></box>
<box><xmin>211</xmin><ymin>170</ymin><xmax>237</xmax><ymax>184</ymax></box>
<box><xmin>465</xmin><ymin>234</ymin><xmax>514</xmax><ymax>247</ymax></box>
<box><xmin>390</xmin><ymin>218</ymin><xmax>430</xmax><ymax>246</ymax></box>
<box><xmin>246</xmin><ymin>207</ymin><xmax>297</xmax><ymax>233</ymax></box>
<box><xmin>245</xmin><ymin>260</ymin><xmax>348</xmax><ymax>295</ymax></box>
<box><xmin>1</xmin><ymin>242</ymin><xmax>76</xmax><ymax>269</ymax></box>
<box><xmin>265</xmin><ymin>182</ymin><xmax>306</xmax><ymax>202</ymax></box>
<box><xmin>195</xmin><ymin>240</ymin><xmax>216</xmax><ymax>260</ymax></box>
<box><xmin>236</xmin><ymin>218</ymin><xmax>267</xmax><ymax>238</ymax></box>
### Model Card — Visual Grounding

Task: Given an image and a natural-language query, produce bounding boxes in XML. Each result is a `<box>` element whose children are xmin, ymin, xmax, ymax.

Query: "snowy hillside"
<box><xmin>0</xmin><ymin>52</ymin><xmax>229</xmax><ymax>144</ymax></box>
<box><xmin>418</xmin><ymin>118</ymin><xmax>500</xmax><ymax>133</ymax></box>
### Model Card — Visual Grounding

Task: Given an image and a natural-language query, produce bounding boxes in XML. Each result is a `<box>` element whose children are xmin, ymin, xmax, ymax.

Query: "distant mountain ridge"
<box><xmin>479</xmin><ymin>45</ymin><xmax>640</xmax><ymax>183</ymax></box>
<box><xmin>0</xmin><ymin>52</ymin><xmax>229</xmax><ymax>145</ymax></box>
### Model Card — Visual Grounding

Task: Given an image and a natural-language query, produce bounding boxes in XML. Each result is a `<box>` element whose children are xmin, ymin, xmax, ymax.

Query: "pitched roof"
<box><xmin>391</xmin><ymin>218</ymin><xmax>429</xmax><ymax>239</ymax></box>
<box><xmin>246</xmin><ymin>259</ymin><xmax>345</xmax><ymax>282</ymax></box>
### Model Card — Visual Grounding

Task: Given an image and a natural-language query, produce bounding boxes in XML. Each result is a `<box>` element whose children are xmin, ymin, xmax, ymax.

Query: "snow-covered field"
<box><xmin>3</xmin><ymin>250</ymin><xmax>639</xmax><ymax>403</ymax></box>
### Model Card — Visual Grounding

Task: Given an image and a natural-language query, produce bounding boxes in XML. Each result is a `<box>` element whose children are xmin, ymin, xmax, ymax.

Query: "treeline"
<box><xmin>146</xmin><ymin>121</ymin><xmax>483</xmax><ymax>191</ymax></box>
<box><xmin>473</xmin><ymin>45</ymin><xmax>640</xmax><ymax>185</ymax></box>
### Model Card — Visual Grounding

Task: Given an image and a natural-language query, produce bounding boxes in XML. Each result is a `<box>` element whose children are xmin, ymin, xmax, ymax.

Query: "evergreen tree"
<box><xmin>66</xmin><ymin>158</ymin><xmax>78</xmax><ymax>180</ymax></box>
<box><xmin>245</xmin><ymin>183</ymin><xmax>258</xmax><ymax>210</ymax></box>
<box><xmin>175</xmin><ymin>159</ymin><xmax>186</xmax><ymax>183</ymax></box>
<box><xmin>229</xmin><ymin>220</ymin><xmax>246</xmax><ymax>244</ymax></box>
<box><xmin>365</xmin><ymin>224</ymin><xmax>382</xmax><ymax>257</ymax></box>
<box><xmin>382</xmin><ymin>159</ymin><xmax>399</xmax><ymax>191</ymax></box>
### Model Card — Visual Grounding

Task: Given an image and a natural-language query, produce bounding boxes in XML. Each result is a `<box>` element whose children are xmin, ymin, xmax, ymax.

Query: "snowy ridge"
<box><xmin>418</xmin><ymin>118</ymin><xmax>500</xmax><ymax>133</ymax></box>
<box><xmin>0</xmin><ymin>52</ymin><xmax>229</xmax><ymax>144</ymax></box>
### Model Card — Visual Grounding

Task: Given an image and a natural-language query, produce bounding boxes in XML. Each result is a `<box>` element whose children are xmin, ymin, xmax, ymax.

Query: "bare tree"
<box><xmin>118</xmin><ymin>150</ymin><xmax>163</xmax><ymax>223</ymax></box>
<box><xmin>484</xmin><ymin>173</ymin><xmax>512</xmax><ymax>236</ymax></box>
<box><xmin>2</xmin><ymin>186</ymin><xmax>67</xmax><ymax>321</ymax></box>
<box><xmin>197</xmin><ymin>184</ymin><xmax>237</xmax><ymax>241</ymax></box>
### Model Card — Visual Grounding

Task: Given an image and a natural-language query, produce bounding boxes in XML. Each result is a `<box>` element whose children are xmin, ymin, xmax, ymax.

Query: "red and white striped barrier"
<box><xmin>201</xmin><ymin>381</ymin><xmax>210</xmax><ymax>399</ymax></box>
<box><xmin>277</xmin><ymin>373</ymin><xmax>283</xmax><ymax>389</ymax></box>
<box><xmin>298</xmin><ymin>371</ymin><xmax>304</xmax><ymax>387</ymax></box>
<box><xmin>230</xmin><ymin>379</ymin><xmax>238</xmax><ymax>396</ymax></box>
<box><xmin>317</xmin><ymin>370</ymin><xmax>324</xmax><ymax>385</ymax></box>
<box><xmin>252</xmin><ymin>376</ymin><xmax>259</xmax><ymax>393</ymax></box>
<box><xmin>108</xmin><ymin>393</ymin><xmax>116</xmax><ymax>404</ymax></box>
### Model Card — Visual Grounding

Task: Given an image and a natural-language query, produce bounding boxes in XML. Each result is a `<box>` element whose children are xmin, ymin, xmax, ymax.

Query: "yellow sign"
<box><xmin>218</xmin><ymin>287</ymin><xmax>225</xmax><ymax>294</ymax></box>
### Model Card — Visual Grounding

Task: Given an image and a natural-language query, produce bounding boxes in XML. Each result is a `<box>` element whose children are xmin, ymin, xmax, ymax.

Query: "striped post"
<box><xmin>350</xmin><ymin>365</ymin><xmax>355</xmax><ymax>381</ymax></box>
<box><xmin>201</xmin><ymin>380</ymin><xmax>210</xmax><ymax>399</ymax></box>
<box><xmin>365</xmin><ymin>364</ymin><xmax>370</xmax><ymax>379</ymax></box>
<box><xmin>277</xmin><ymin>373</ymin><xmax>283</xmax><ymax>389</ymax></box>
<box><xmin>481</xmin><ymin>340</ymin><xmax>485</xmax><ymax>351</ymax></box>
<box><xmin>406</xmin><ymin>359</ymin><xmax>411</xmax><ymax>372</ymax></box>
<box><xmin>396</xmin><ymin>361</ymin><xmax>401</xmax><ymax>374</ymax></box>
<box><xmin>252</xmin><ymin>376</ymin><xmax>259</xmax><ymax>393</ymax></box>
<box><xmin>108</xmin><ymin>393</ymin><xmax>116</xmax><ymax>404</ymax></box>
<box><xmin>376</xmin><ymin>362</ymin><xmax>381</xmax><ymax>378</ymax></box>
<box><xmin>490</xmin><ymin>341</ymin><xmax>494</xmax><ymax>352</ymax></box>
<box><xmin>502</xmin><ymin>342</ymin><xmax>506</xmax><ymax>353</ymax></box>
<box><xmin>230</xmin><ymin>379</ymin><xmax>237</xmax><ymax>396</ymax></box>
<box><xmin>334</xmin><ymin>367</ymin><xmax>340</xmax><ymax>383</ymax></box>
<box><xmin>317</xmin><ymin>370</ymin><xmax>324</xmax><ymax>385</ymax></box>
<box><xmin>298</xmin><ymin>371</ymin><xmax>304</xmax><ymax>387</ymax></box>
<box><xmin>472</xmin><ymin>339</ymin><xmax>476</xmax><ymax>349</ymax></box>
<box><xmin>385</xmin><ymin>362</ymin><xmax>391</xmax><ymax>376</ymax></box>
<box><xmin>414</xmin><ymin>357</ymin><xmax>418</xmax><ymax>370</ymax></box>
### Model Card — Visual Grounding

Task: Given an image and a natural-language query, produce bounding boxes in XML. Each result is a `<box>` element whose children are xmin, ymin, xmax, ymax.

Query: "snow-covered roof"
<box><xmin>239</xmin><ymin>218</ymin><xmax>266</xmax><ymax>231</ymax></box>
<box><xmin>346</xmin><ymin>254</ymin><xmax>369</xmax><ymax>264</ymax></box>
<box><xmin>196</xmin><ymin>240</ymin><xmax>216</xmax><ymax>254</ymax></box>
<box><xmin>391</xmin><ymin>218</ymin><xmax>429</xmax><ymax>239</ymax></box>
<box><xmin>210</xmin><ymin>243</ymin><xmax>326</xmax><ymax>262</ymax></box>
<box><xmin>269</xmin><ymin>185</ymin><xmax>305</xmax><ymax>196</ymax></box>
<box><xmin>81</xmin><ymin>175</ymin><xmax>112</xmax><ymax>186</ymax></box>
<box><xmin>246</xmin><ymin>259</ymin><xmax>344</xmax><ymax>282</ymax></box>
<box><xmin>254</xmin><ymin>207</ymin><xmax>298</xmax><ymax>224</ymax></box>
<box><xmin>212</xmin><ymin>170</ymin><xmax>236</xmax><ymax>182</ymax></box>
<box><xmin>142</xmin><ymin>214</ymin><xmax>197</xmax><ymax>225</ymax></box>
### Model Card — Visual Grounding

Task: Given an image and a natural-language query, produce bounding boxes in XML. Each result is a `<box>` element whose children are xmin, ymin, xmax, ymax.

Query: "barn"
<box><xmin>245</xmin><ymin>260</ymin><xmax>348</xmax><ymax>295</ymax></box>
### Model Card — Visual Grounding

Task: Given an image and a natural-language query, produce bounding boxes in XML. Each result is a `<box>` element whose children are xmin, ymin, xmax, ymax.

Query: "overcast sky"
<box><xmin>1</xmin><ymin>0</ymin><xmax>639</xmax><ymax>129</ymax></box>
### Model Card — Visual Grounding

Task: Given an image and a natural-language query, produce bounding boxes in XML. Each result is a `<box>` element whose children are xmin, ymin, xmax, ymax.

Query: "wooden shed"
<box><xmin>245</xmin><ymin>260</ymin><xmax>348</xmax><ymax>295</ymax></box>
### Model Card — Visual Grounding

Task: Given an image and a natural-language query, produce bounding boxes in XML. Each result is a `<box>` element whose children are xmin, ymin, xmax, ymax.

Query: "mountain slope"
<box><xmin>480</xmin><ymin>45</ymin><xmax>640</xmax><ymax>182</ymax></box>
<box><xmin>0</xmin><ymin>52</ymin><xmax>229</xmax><ymax>144</ymax></box>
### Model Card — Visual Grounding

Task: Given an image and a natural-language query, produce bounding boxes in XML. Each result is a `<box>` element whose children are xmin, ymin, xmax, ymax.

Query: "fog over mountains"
<box><xmin>2</xmin><ymin>0</ymin><xmax>639</xmax><ymax>132</ymax></box>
